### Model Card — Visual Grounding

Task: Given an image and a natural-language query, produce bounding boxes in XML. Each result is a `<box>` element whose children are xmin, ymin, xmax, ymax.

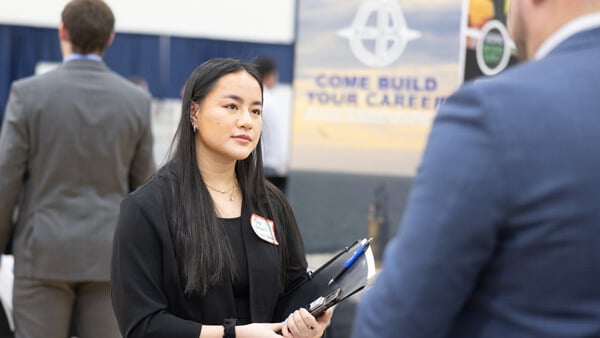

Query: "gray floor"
<box><xmin>287</xmin><ymin>170</ymin><xmax>412</xmax><ymax>254</ymax></box>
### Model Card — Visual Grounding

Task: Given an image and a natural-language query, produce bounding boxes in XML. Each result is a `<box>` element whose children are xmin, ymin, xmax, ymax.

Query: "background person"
<box><xmin>253</xmin><ymin>57</ymin><xmax>291</xmax><ymax>194</ymax></box>
<box><xmin>352</xmin><ymin>0</ymin><xmax>600</xmax><ymax>337</ymax></box>
<box><xmin>0</xmin><ymin>0</ymin><xmax>155</xmax><ymax>337</ymax></box>
<box><xmin>111</xmin><ymin>57</ymin><xmax>332</xmax><ymax>338</ymax></box>
<box><xmin>128</xmin><ymin>75</ymin><xmax>150</xmax><ymax>93</ymax></box>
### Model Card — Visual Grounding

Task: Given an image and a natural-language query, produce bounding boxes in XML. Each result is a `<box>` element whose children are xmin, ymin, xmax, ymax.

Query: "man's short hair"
<box><xmin>253</xmin><ymin>57</ymin><xmax>278</xmax><ymax>79</ymax></box>
<box><xmin>61</xmin><ymin>0</ymin><xmax>115</xmax><ymax>54</ymax></box>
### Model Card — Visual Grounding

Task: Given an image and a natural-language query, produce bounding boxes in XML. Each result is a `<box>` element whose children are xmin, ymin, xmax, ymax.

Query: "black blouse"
<box><xmin>222</xmin><ymin>217</ymin><xmax>251</xmax><ymax>324</ymax></box>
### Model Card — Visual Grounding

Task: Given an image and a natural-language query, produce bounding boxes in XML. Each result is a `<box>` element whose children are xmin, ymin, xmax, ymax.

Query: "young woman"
<box><xmin>111</xmin><ymin>58</ymin><xmax>332</xmax><ymax>338</ymax></box>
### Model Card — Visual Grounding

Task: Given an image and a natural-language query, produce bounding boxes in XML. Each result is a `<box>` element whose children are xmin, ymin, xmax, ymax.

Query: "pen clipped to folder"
<box><xmin>328</xmin><ymin>238</ymin><xmax>373</xmax><ymax>286</ymax></box>
<box><xmin>273</xmin><ymin>237</ymin><xmax>375</xmax><ymax>322</ymax></box>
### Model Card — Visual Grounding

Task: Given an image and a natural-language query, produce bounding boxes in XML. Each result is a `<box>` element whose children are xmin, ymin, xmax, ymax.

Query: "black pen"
<box><xmin>328</xmin><ymin>238</ymin><xmax>372</xmax><ymax>286</ymax></box>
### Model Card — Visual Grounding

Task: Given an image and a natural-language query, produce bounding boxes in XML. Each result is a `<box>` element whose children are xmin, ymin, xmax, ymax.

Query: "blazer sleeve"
<box><xmin>0</xmin><ymin>83</ymin><xmax>28</xmax><ymax>251</ymax></box>
<box><xmin>111</xmin><ymin>195</ymin><xmax>201</xmax><ymax>338</ymax></box>
<box><xmin>351</xmin><ymin>83</ymin><xmax>506</xmax><ymax>337</ymax></box>
<box><xmin>128</xmin><ymin>97</ymin><xmax>155</xmax><ymax>191</ymax></box>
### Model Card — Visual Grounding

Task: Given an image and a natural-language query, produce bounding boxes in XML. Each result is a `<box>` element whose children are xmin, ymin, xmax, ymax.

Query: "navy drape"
<box><xmin>0</xmin><ymin>24</ymin><xmax>295</xmax><ymax>126</ymax></box>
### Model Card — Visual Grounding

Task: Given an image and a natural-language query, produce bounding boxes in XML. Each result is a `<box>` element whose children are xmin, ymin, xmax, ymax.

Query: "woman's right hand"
<box><xmin>281</xmin><ymin>308</ymin><xmax>333</xmax><ymax>338</ymax></box>
<box><xmin>235</xmin><ymin>322</ymin><xmax>285</xmax><ymax>338</ymax></box>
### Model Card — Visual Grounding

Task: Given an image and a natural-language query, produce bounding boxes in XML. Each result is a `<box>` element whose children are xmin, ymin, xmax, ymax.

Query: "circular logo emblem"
<box><xmin>338</xmin><ymin>0</ymin><xmax>421</xmax><ymax>68</ymax></box>
<box><xmin>475</xmin><ymin>19</ymin><xmax>513</xmax><ymax>76</ymax></box>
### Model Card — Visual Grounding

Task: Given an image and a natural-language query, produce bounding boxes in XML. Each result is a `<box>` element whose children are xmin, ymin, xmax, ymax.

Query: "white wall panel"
<box><xmin>0</xmin><ymin>0</ymin><xmax>296</xmax><ymax>43</ymax></box>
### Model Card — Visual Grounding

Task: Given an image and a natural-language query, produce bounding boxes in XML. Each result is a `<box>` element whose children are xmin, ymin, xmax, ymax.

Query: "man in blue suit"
<box><xmin>352</xmin><ymin>1</ymin><xmax>600</xmax><ymax>337</ymax></box>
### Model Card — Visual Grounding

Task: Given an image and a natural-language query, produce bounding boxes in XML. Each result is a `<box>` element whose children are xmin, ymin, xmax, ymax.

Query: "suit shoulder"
<box><xmin>451</xmin><ymin>60</ymin><xmax>551</xmax><ymax>114</ymax></box>
<box><xmin>8</xmin><ymin>69</ymin><xmax>68</xmax><ymax>105</ymax></box>
<box><xmin>468</xmin><ymin>58</ymin><xmax>558</xmax><ymax>94</ymax></box>
<box><xmin>104</xmin><ymin>71</ymin><xmax>152</xmax><ymax>101</ymax></box>
<box><xmin>11</xmin><ymin>67</ymin><xmax>62</xmax><ymax>90</ymax></box>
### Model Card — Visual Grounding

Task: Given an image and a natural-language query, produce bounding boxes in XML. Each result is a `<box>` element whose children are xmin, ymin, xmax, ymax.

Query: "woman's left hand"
<box><xmin>281</xmin><ymin>308</ymin><xmax>333</xmax><ymax>338</ymax></box>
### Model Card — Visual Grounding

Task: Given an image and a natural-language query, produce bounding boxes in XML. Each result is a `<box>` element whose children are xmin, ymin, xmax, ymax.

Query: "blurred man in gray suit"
<box><xmin>0</xmin><ymin>1</ymin><xmax>155</xmax><ymax>337</ymax></box>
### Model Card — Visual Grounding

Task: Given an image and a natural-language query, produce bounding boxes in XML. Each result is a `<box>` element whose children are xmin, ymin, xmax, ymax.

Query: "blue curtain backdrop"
<box><xmin>0</xmin><ymin>23</ymin><xmax>295</xmax><ymax>126</ymax></box>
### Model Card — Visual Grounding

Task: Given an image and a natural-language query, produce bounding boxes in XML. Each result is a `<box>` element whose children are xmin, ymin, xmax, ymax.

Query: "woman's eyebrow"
<box><xmin>222</xmin><ymin>94</ymin><xmax>262</xmax><ymax>106</ymax></box>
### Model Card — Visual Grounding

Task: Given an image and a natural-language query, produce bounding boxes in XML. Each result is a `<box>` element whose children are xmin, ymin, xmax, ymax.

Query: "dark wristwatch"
<box><xmin>223</xmin><ymin>318</ymin><xmax>236</xmax><ymax>338</ymax></box>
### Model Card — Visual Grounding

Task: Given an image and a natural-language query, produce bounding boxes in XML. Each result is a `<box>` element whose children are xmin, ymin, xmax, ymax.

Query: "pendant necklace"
<box><xmin>206</xmin><ymin>180</ymin><xmax>238</xmax><ymax>201</ymax></box>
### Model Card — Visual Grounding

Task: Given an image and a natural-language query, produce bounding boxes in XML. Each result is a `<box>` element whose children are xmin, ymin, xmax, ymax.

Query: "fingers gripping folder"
<box><xmin>274</xmin><ymin>238</ymin><xmax>376</xmax><ymax>321</ymax></box>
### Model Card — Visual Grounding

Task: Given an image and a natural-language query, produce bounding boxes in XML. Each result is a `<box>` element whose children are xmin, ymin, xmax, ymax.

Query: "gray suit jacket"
<box><xmin>0</xmin><ymin>59</ymin><xmax>155</xmax><ymax>281</ymax></box>
<box><xmin>352</xmin><ymin>27</ymin><xmax>600</xmax><ymax>337</ymax></box>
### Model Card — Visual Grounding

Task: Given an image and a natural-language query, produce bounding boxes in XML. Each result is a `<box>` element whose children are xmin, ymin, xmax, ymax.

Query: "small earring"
<box><xmin>193</xmin><ymin>124</ymin><xmax>198</xmax><ymax>133</ymax></box>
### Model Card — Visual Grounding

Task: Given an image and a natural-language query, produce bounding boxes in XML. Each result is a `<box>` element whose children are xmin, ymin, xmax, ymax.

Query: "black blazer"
<box><xmin>111</xmin><ymin>169</ymin><xmax>308</xmax><ymax>338</ymax></box>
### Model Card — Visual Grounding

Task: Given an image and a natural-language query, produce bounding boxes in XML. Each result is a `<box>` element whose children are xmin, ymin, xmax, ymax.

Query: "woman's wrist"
<box><xmin>223</xmin><ymin>318</ymin><xmax>236</xmax><ymax>338</ymax></box>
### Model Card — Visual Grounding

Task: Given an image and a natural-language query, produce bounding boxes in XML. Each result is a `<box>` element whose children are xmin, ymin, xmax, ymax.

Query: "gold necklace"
<box><xmin>206</xmin><ymin>180</ymin><xmax>238</xmax><ymax>201</ymax></box>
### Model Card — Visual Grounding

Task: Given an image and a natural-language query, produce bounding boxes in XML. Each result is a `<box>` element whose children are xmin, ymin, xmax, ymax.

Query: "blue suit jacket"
<box><xmin>352</xmin><ymin>27</ymin><xmax>600</xmax><ymax>338</ymax></box>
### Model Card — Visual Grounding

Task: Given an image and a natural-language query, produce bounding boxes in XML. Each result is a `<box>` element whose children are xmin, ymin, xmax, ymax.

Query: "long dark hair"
<box><xmin>163</xmin><ymin>58</ymin><xmax>293</xmax><ymax>295</ymax></box>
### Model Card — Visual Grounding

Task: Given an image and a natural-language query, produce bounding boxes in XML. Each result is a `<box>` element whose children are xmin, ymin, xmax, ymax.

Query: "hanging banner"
<box><xmin>291</xmin><ymin>0</ymin><xmax>464</xmax><ymax>176</ymax></box>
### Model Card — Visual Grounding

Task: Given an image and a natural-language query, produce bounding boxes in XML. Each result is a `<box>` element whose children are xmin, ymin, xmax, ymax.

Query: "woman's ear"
<box><xmin>190</xmin><ymin>102</ymin><xmax>200</xmax><ymax>125</ymax></box>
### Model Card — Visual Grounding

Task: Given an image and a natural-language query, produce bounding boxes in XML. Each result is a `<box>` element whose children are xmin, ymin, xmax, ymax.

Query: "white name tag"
<box><xmin>250</xmin><ymin>213</ymin><xmax>279</xmax><ymax>245</ymax></box>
